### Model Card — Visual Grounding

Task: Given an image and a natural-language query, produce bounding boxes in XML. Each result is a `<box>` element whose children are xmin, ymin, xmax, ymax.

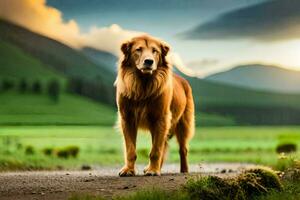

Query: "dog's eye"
<box><xmin>152</xmin><ymin>49</ymin><xmax>158</xmax><ymax>54</ymax></box>
<box><xmin>136</xmin><ymin>48</ymin><xmax>142</xmax><ymax>52</ymax></box>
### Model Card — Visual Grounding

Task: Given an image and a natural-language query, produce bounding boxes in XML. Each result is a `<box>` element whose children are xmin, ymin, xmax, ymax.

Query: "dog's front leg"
<box><xmin>144</xmin><ymin>117</ymin><xmax>169</xmax><ymax>176</ymax></box>
<box><xmin>119</xmin><ymin>119</ymin><xmax>137</xmax><ymax>177</ymax></box>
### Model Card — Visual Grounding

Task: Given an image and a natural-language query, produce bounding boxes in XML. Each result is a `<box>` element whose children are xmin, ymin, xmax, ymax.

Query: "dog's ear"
<box><xmin>121</xmin><ymin>41</ymin><xmax>132</xmax><ymax>55</ymax></box>
<box><xmin>161</xmin><ymin>42</ymin><xmax>170</xmax><ymax>57</ymax></box>
<box><xmin>121</xmin><ymin>41</ymin><xmax>132</xmax><ymax>66</ymax></box>
<box><xmin>160</xmin><ymin>42</ymin><xmax>170</xmax><ymax>66</ymax></box>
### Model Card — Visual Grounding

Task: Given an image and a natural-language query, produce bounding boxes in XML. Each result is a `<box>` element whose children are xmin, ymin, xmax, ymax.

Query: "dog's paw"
<box><xmin>118</xmin><ymin>166</ymin><xmax>136</xmax><ymax>177</ymax></box>
<box><xmin>144</xmin><ymin>168</ymin><xmax>160</xmax><ymax>176</ymax></box>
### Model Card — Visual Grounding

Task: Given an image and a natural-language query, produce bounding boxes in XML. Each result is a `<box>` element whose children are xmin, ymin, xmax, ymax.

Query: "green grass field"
<box><xmin>0</xmin><ymin>126</ymin><xmax>299</xmax><ymax>171</ymax></box>
<box><xmin>0</xmin><ymin>92</ymin><xmax>116</xmax><ymax>125</ymax></box>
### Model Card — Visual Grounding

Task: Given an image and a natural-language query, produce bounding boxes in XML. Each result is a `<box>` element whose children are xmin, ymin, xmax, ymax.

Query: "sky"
<box><xmin>1</xmin><ymin>0</ymin><xmax>300</xmax><ymax>77</ymax></box>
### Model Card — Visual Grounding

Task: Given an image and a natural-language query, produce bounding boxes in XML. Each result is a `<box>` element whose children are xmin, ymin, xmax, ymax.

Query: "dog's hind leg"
<box><xmin>175</xmin><ymin>121</ymin><xmax>189</xmax><ymax>173</ymax></box>
<box><xmin>175</xmin><ymin>108</ymin><xmax>194</xmax><ymax>173</ymax></box>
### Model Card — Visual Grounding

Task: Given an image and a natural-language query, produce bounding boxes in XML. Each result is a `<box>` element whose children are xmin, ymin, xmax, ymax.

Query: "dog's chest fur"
<box><xmin>119</xmin><ymin>95</ymin><xmax>170</xmax><ymax>129</ymax></box>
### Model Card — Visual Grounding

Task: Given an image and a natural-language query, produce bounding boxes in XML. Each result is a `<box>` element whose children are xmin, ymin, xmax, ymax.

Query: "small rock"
<box><xmin>169</xmin><ymin>178</ymin><xmax>174</xmax><ymax>181</ymax></box>
<box><xmin>41</xmin><ymin>192</ymin><xmax>45</xmax><ymax>195</ymax></box>
<box><xmin>65</xmin><ymin>173</ymin><xmax>70</xmax><ymax>175</ymax></box>
<box><xmin>228</xmin><ymin>169</ymin><xmax>234</xmax><ymax>173</ymax></box>
<box><xmin>220</xmin><ymin>169</ymin><xmax>227</xmax><ymax>173</ymax></box>
<box><xmin>123</xmin><ymin>186</ymin><xmax>129</xmax><ymax>189</ymax></box>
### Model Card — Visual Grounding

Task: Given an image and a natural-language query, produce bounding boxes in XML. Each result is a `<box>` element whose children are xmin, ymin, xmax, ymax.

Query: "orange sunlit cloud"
<box><xmin>0</xmin><ymin>0</ymin><xmax>81</xmax><ymax>47</ymax></box>
<box><xmin>0</xmin><ymin>0</ymin><xmax>192</xmax><ymax>75</ymax></box>
<box><xmin>0</xmin><ymin>0</ymin><xmax>142</xmax><ymax>55</ymax></box>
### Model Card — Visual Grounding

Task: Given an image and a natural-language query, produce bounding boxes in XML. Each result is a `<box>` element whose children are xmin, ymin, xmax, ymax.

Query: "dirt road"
<box><xmin>0</xmin><ymin>163</ymin><xmax>253</xmax><ymax>200</ymax></box>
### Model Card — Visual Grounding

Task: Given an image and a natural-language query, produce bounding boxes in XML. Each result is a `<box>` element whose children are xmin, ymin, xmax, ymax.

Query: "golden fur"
<box><xmin>115</xmin><ymin>35</ymin><xmax>194</xmax><ymax>176</ymax></box>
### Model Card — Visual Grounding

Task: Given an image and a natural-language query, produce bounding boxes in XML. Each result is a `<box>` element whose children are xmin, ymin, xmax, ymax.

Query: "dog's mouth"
<box><xmin>140</xmin><ymin>67</ymin><xmax>154</xmax><ymax>74</ymax></box>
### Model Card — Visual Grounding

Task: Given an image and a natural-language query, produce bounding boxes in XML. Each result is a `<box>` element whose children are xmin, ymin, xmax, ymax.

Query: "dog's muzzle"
<box><xmin>141</xmin><ymin>59</ymin><xmax>154</xmax><ymax>74</ymax></box>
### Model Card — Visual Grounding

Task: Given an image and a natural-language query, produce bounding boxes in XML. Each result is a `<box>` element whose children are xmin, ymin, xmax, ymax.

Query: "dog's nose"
<box><xmin>144</xmin><ymin>59</ymin><xmax>154</xmax><ymax>66</ymax></box>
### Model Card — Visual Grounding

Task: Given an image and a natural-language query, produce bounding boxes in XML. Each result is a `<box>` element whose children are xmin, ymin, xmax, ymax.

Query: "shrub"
<box><xmin>18</xmin><ymin>78</ymin><xmax>28</xmax><ymax>93</ymax></box>
<box><xmin>1</xmin><ymin>79</ymin><xmax>14</xmax><ymax>91</ymax></box>
<box><xmin>56</xmin><ymin>145</ymin><xmax>80</xmax><ymax>159</ymax></box>
<box><xmin>32</xmin><ymin>80</ymin><xmax>42</xmax><ymax>94</ymax></box>
<box><xmin>65</xmin><ymin>146</ymin><xmax>80</xmax><ymax>158</ymax></box>
<box><xmin>184</xmin><ymin>167</ymin><xmax>282</xmax><ymax>200</ymax></box>
<box><xmin>276</xmin><ymin>143</ymin><xmax>297</xmax><ymax>154</ymax></box>
<box><xmin>25</xmin><ymin>145</ymin><xmax>35</xmax><ymax>155</ymax></box>
<box><xmin>42</xmin><ymin>147</ymin><xmax>54</xmax><ymax>156</ymax></box>
<box><xmin>246</xmin><ymin>167</ymin><xmax>282</xmax><ymax>190</ymax></box>
<box><xmin>237</xmin><ymin>167</ymin><xmax>283</xmax><ymax>199</ymax></box>
<box><xmin>56</xmin><ymin>149</ymin><xmax>70</xmax><ymax>159</ymax></box>
<box><xmin>185</xmin><ymin>176</ymin><xmax>244</xmax><ymax>200</ymax></box>
<box><xmin>47</xmin><ymin>80</ymin><xmax>60</xmax><ymax>102</ymax></box>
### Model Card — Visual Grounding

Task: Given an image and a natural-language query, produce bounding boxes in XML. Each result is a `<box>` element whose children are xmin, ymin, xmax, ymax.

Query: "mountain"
<box><xmin>81</xmin><ymin>47</ymin><xmax>118</xmax><ymax>74</ymax></box>
<box><xmin>0</xmin><ymin>19</ymin><xmax>115</xmax><ymax>85</ymax></box>
<box><xmin>206</xmin><ymin>64</ymin><xmax>300</xmax><ymax>93</ymax></box>
<box><xmin>178</xmin><ymin>72</ymin><xmax>300</xmax><ymax>125</ymax></box>
<box><xmin>0</xmin><ymin>40</ymin><xmax>64</xmax><ymax>82</ymax></box>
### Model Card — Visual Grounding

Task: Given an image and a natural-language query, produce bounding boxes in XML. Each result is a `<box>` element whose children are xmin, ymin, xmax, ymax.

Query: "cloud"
<box><xmin>187</xmin><ymin>59</ymin><xmax>219</xmax><ymax>69</ymax></box>
<box><xmin>181</xmin><ymin>0</ymin><xmax>300</xmax><ymax>41</ymax></box>
<box><xmin>0</xmin><ymin>0</ymin><xmax>192</xmax><ymax>76</ymax></box>
<box><xmin>169</xmin><ymin>53</ymin><xmax>197</xmax><ymax>77</ymax></box>
<box><xmin>0</xmin><ymin>0</ymin><xmax>81</xmax><ymax>47</ymax></box>
<box><xmin>0</xmin><ymin>0</ymin><xmax>141</xmax><ymax>53</ymax></box>
<box><xmin>81</xmin><ymin>25</ymin><xmax>142</xmax><ymax>56</ymax></box>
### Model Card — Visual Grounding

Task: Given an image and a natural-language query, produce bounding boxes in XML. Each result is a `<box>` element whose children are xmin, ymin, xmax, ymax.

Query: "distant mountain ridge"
<box><xmin>206</xmin><ymin>64</ymin><xmax>300</xmax><ymax>93</ymax></box>
<box><xmin>81</xmin><ymin>47</ymin><xmax>117</xmax><ymax>74</ymax></box>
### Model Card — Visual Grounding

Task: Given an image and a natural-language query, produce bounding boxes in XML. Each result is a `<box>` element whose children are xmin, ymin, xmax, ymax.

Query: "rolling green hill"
<box><xmin>188</xmin><ymin>77</ymin><xmax>300</xmax><ymax>108</ymax></box>
<box><xmin>0</xmin><ymin>19</ymin><xmax>114</xmax><ymax>85</ymax></box>
<box><xmin>0</xmin><ymin>40</ymin><xmax>64</xmax><ymax>82</ymax></box>
<box><xmin>179</xmin><ymin>73</ymin><xmax>300</xmax><ymax>125</ymax></box>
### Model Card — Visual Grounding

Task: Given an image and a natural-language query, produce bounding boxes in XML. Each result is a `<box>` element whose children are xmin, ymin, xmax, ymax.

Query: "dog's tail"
<box><xmin>183</xmin><ymin>81</ymin><xmax>195</xmax><ymax>140</ymax></box>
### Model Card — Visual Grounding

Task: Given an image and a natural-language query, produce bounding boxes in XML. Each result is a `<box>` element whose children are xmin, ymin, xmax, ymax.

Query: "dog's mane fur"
<box><xmin>115</xmin><ymin>36</ymin><xmax>172</xmax><ymax>100</ymax></box>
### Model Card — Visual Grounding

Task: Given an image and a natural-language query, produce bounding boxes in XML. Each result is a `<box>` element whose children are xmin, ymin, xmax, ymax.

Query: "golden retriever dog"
<box><xmin>115</xmin><ymin>35</ymin><xmax>194</xmax><ymax>176</ymax></box>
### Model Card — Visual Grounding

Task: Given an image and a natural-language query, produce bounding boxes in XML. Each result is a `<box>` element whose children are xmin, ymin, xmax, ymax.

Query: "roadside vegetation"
<box><xmin>0</xmin><ymin>126</ymin><xmax>300</xmax><ymax>171</ymax></box>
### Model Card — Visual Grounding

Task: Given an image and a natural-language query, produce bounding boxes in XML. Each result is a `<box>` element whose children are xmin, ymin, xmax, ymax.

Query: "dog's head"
<box><xmin>120</xmin><ymin>35</ymin><xmax>170</xmax><ymax>75</ymax></box>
